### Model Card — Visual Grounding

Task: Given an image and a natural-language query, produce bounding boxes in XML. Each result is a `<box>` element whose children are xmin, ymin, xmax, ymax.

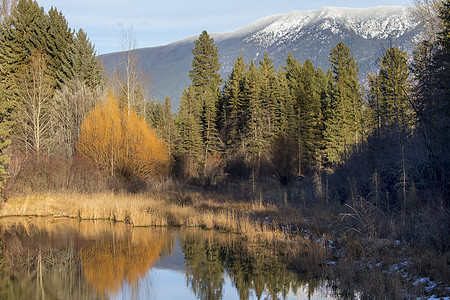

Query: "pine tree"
<box><xmin>324</xmin><ymin>42</ymin><xmax>363</xmax><ymax>164</ymax></box>
<box><xmin>58</xmin><ymin>29</ymin><xmax>104</xmax><ymax>89</ymax></box>
<box><xmin>189</xmin><ymin>30</ymin><xmax>222</xmax><ymax>89</ymax></box>
<box><xmin>282</xmin><ymin>55</ymin><xmax>323</xmax><ymax>172</ymax></box>
<box><xmin>175</xmin><ymin>87</ymin><xmax>203</xmax><ymax>177</ymax></box>
<box><xmin>297</xmin><ymin>59</ymin><xmax>322</xmax><ymax>169</ymax></box>
<box><xmin>187</xmin><ymin>31</ymin><xmax>222</xmax><ymax>173</ymax></box>
<box><xmin>0</xmin><ymin>0</ymin><xmax>49</xmax><ymax>104</ymax></box>
<box><xmin>371</xmin><ymin>47</ymin><xmax>413</xmax><ymax>131</ymax></box>
<box><xmin>258</xmin><ymin>53</ymin><xmax>276</xmax><ymax>136</ymax></box>
<box><xmin>159</xmin><ymin>96</ymin><xmax>176</xmax><ymax>159</ymax></box>
<box><xmin>272</xmin><ymin>69</ymin><xmax>295</xmax><ymax>137</ymax></box>
<box><xmin>244</xmin><ymin>60</ymin><xmax>265</xmax><ymax>174</ymax></box>
<box><xmin>47</xmin><ymin>6</ymin><xmax>73</xmax><ymax>88</ymax></box>
<box><xmin>220</xmin><ymin>55</ymin><xmax>247</xmax><ymax>153</ymax></box>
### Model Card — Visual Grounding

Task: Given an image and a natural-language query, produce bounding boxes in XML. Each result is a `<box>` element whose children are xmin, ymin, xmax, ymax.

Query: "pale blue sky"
<box><xmin>37</xmin><ymin>0</ymin><xmax>411</xmax><ymax>54</ymax></box>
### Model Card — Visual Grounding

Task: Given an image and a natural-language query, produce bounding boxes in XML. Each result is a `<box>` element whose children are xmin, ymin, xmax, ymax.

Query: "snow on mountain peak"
<box><xmin>244</xmin><ymin>6</ymin><xmax>417</xmax><ymax>48</ymax></box>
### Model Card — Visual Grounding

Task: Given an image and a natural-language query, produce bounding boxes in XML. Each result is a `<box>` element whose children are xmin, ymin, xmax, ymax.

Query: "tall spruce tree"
<box><xmin>47</xmin><ymin>6</ymin><xmax>73</xmax><ymax>88</ymax></box>
<box><xmin>258</xmin><ymin>53</ymin><xmax>277</xmax><ymax>136</ymax></box>
<box><xmin>282</xmin><ymin>55</ymin><xmax>323</xmax><ymax>172</ymax></box>
<box><xmin>244</xmin><ymin>60</ymin><xmax>265</xmax><ymax>174</ymax></box>
<box><xmin>297</xmin><ymin>59</ymin><xmax>322</xmax><ymax>169</ymax></box>
<box><xmin>220</xmin><ymin>54</ymin><xmax>247</xmax><ymax>153</ymax></box>
<box><xmin>273</xmin><ymin>69</ymin><xmax>295</xmax><ymax>137</ymax></box>
<box><xmin>175</xmin><ymin>86</ymin><xmax>203</xmax><ymax>177</ymax></box>
<box><xmin>324</xmin><ymin>42</ymin><xmax>363</xmax><ymax>164</ymax></box>
<box><xmin>58</xmin><ymin>29</ymin><xmax>104</xmax><ymax>89</ymax></box>
<box><xmin>189</xmin><ymin>30</ymin><xmax>222</xmax><ymax>89</ymax></box>
<box><xmin>368</xmin><ymin>47</ymin><xmax>413</xmax><ymax>132</ymax></box>
<box><xmin>187</xmin><ymin>30</ymin><xmax>222</xmax><ymax>173</ymax></box>
<box><xmin>0</xmin><ymin>0</ymin><xmax>49</xmax><ymax>104</ymax></box>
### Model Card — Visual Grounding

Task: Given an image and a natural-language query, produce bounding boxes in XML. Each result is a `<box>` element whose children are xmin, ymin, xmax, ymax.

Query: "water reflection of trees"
<box><xmin>182</xmin><ymin>232</ymin><xmax>225</xmax><ymax>299</ymax></box>
<box><xmin>0</xmin><ymin>221</ymin><xmax>100</xmax><ymax>299</ymax></box>
<box><xmin>181</xmin><ymin>231</ymin><xmax>327</xmax><ymax>300</ymax></box>
<box><xmin>80</xmin><ymin>228</ymin><xmax>171</xmax><ymax>297</ymax></box>
<box><xmin>0</xmin><ymin>219</ymin><xmax>172</xmax><ymax>299</ymax></box>
<box><xmin>0</xmin><ymin>220</ymin><xmax>334</xmax><ymax>300</ymax></box>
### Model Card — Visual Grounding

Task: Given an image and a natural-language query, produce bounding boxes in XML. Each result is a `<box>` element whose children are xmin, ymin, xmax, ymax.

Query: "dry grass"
<box><xmin>0</xmin><ymin>192</ymin><xmax>319</xmax><ymax>247</ymax></box>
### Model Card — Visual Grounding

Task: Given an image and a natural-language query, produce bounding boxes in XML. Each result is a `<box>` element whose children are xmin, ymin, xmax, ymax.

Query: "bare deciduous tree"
<box><xmin>51</xmin><ymin>79</ymin><xmax>104</xmax><ymax>157</ymax></box>
<box><xmin>0</xmin><ymin>0</ymin><xmax>17</xmax><ymax>22</ymax></box>
<box><xmin>15</xmin><ymin>53</ymin><xmax>53</xmax><ymax>156</ymax></box>
<box><xmin>112</xmin><ymin>27</ymin><xmax>150</xmax><ymax>118</ymax></box>
<box><xmin>409</xmin><ymin>0</ymin><xmax>445</xmax><ymax>42</ymax></box>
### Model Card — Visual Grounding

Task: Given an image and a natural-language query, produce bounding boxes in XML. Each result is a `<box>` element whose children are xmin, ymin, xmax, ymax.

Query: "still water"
<box><xmin>0</xmin><ymin>218</ymin><xmax>336</xmax><ymax>300</ymax></box>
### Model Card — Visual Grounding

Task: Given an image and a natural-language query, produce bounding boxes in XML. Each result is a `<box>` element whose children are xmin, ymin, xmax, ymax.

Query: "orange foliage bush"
<box><xmin>77</xmin><ymin>94</ymin><xmax>169</xmax><ymax>181</ymax></box>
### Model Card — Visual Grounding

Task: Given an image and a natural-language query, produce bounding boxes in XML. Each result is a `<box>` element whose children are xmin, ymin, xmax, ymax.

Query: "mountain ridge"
<box><xmin>100</xmin><ymin>6</ymin><xmax>420</xmax><ymax>108</ymax></box>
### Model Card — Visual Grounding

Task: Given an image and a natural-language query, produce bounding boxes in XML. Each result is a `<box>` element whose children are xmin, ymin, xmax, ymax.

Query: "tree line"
<box><xmin>0</xmin><ymin>0</ymin><xmax>448</xmax><ymax>216</ymax></box>
<box><xmin>0</xmin><ymin>0</ymin><xmax>168</xmax><ymax>193</ymax></box>
<box><xmin>150</xmin><ymin>31</ymin><xmax>415</xmax><ymax>186</ymax></box>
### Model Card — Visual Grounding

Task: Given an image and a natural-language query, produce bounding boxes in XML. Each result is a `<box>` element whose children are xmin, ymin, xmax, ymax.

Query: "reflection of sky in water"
<box><xmin>115</xmin><ymin>268</ymin><xmax>334</xmax><ymax>300</ymax></box>
<box><xmin>112</xmin><ymin>235</ymin><xmax>335</xmax><ymax>300</ymax></box>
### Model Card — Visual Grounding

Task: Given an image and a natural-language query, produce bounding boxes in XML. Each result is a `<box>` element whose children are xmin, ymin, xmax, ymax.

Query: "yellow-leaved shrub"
<box><xmin>77</xmin><ymin>94</ymin><xmax>169</xmax><ymax>181</ymax></box>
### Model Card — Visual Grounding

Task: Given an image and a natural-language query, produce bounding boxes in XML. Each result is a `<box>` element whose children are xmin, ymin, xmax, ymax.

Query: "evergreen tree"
<box><xmin>244</xmin><ymin>60</ymin><xmax>265</xmax><ymax>174</ymax></box>
<box><xmin>47</xmin><ymin>6</ymin><xmax>73</xmax><ymax>88</ymax></box>
<box><xmin>0</xmin><ymin>0</ymin><xmax>49</xmax><ymax>104</ymax></box>
<box><xmin>367</xmin><ymin>72</ymin><xmax>383</xmax><ymax>134</ymax></box>
<box><xmin>258</xmin><ymin>52</ymin><xmax>277</xmax><ymax>136</ymax></box>
<box><xmin>58</xmin><ymin>29</ymin><xmax>104</xmax><ymax>89</ymax></box>
<box><xmin>189</xmin><ymin>30</ymin><xmax>222</xmax><ymax>89</ymax></box>
<box><xmin>220</xmin><ymin>54</ymin><xmax>247</xmax><ymax>153</ymax></box>
<box><xmin>297</xmin><ymin>59</ymin><xmax>322</xmax><ymax>169</ymax></box>
<box><xmin>282</xmin><ymin>55</ymin><xmax>323</xmax><ymax>172</ymax></box>
<box><xmin>272</xmin><ymin>69</ymin><xmax>295</xmax><ymax>137</ymax></box>
<box><xmin>369</xmin><ymin>47</ymin><xmax>413</xmax><ymax>132</ymax></box>
<box><xmin>324</xmin><ymin>42</ymin><xmax>363</xmax><ymax>164</ymax></box>
<box><xmin>187</xmin><ymin>31</ymin><xmax>222</xmax><ymax>173</ymax></box>
<box><xmin>175</xmin><ymin>87</ymin><xmax>203</xmax><ymax>177</ymax></box>
<box><xmin>315</xmin><ymin>67</ymin><xmax>332</xmax><ymax>164</ymax></box>
<box><xmin>160</xmin><ymin>96</ymin><xmax>176</xmax><ymax>159</ymax></box>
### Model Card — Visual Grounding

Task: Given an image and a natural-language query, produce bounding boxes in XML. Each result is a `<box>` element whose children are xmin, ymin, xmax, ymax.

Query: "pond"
<box><xmin>0</xmin><ymin>218</ymin><xmax>338</xmax><ymax>300</ymax></box>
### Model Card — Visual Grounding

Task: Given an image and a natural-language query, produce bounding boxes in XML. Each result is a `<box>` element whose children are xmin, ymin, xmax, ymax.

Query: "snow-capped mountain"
<box><xmin>246</xmin><ymin>6</ymin><xmax>414</xmax><ymax>46</ymax></box>
<box><xmin>100</xmin><ymin>6</ymin><xmax>420</xmax><ymax>107</ymax></box>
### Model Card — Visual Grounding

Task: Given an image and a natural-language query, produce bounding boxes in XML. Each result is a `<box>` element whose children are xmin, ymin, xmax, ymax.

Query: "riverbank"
<box><xmin>0</xmin><ymin>191</ymin><xmax>448</xmax><ymax>299</ymax></box>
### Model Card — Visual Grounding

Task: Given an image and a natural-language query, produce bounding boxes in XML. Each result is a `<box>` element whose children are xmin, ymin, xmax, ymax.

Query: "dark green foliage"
<box><xmin>368</xmin><ymin>47</ymin><xmax>414</xmax><ymax>132</ymax></box>
<box><xmin>0</xmin><ymin>0</ymin><xmax>49</xmax><ymax>103</ymax></box>
<box><xmin>175</xmin><ymin>87</ymin><xmax>203</xmax><ymax>177</ymax></box>
<box><xmin>189</xmin><ymin>30</ymin><xmax>222</xmax><ymax>89</ymax></box>
<box><xmin>179</xmin><ymin>31</ymin><xmax>223</xmax><ymax>178</ymax></box>
<box><xmin>58</xmin><ymin>29</ymin><xmax>104</xmax><ymax>89</ymax></box>
<box><xmin>47</xmin><ymin>6</ymin><xmax>73</xmax><ymax>88</ymax></box>
<box><xmin>243</xmin><ymin>60</ymin><xmax>267</xmax><ymax>174</ymax></box>
<box><xmin>323</xmin><ymin>42</ymin><xmax>363</xmax><ymax>164</ymax></box>
<box><xmin>219</xmin><ymin>54</ymin><xmax>248</xmax><ymax>153</ymax></box>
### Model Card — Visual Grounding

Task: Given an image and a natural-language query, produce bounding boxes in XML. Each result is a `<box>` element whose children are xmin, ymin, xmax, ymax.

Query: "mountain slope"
<box><xmin>100</xmin><ymin>6</ymin><xmax>419</xmax><ymax>108</ymax></box>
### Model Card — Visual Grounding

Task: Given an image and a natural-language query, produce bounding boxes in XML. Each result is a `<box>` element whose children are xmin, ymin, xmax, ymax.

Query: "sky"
<box><xmin>37</xmin><ymin>0</ymin><xmax>411</xmax><ymax>55</ymax></box>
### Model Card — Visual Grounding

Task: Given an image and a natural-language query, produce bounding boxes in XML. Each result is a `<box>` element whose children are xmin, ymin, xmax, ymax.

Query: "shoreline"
<box><xmin>0</xmin><ymin>191</ymin><xmax>448</xmax><ymax>298</ymax></box>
